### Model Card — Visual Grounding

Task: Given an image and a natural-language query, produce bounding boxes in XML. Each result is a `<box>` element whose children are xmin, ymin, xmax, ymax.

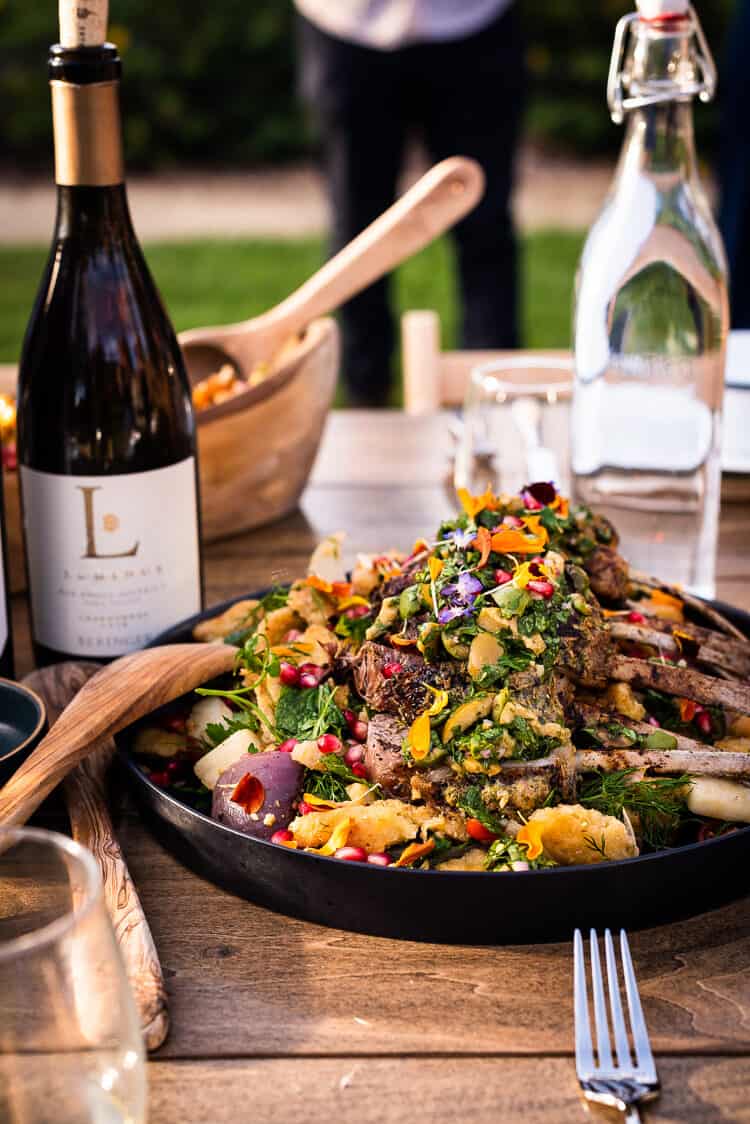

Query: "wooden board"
<box><xmin>8</xmin><ymin>409</ymin><xmax>750</xmax><ymax>1122</ymax></box>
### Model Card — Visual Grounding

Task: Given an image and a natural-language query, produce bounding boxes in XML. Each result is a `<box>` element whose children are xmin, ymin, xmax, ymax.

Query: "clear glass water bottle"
<box><xmin>571</xmin><ymin>1</ymin><xmax>728</xmax><ymax>598</ymax></box>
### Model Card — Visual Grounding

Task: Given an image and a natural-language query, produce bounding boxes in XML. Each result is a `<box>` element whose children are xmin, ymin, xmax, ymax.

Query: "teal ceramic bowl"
<box><xmin>0</xmin><ymin>679</ymin><xmax>47</xmax><ymax>785</ymax></box>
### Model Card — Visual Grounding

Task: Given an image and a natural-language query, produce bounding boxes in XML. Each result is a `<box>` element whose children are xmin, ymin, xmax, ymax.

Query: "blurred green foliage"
<box><xmin>0</xmin><ymin>0</ymin><xmax>736</xmax><ymax>169</ymax></box>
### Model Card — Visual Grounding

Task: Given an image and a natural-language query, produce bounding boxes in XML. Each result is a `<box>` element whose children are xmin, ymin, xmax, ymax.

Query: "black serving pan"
<box><xmin>117</xmin><ymin>592</ymin><xmax>750</xmax><ymax>944</ymax></box>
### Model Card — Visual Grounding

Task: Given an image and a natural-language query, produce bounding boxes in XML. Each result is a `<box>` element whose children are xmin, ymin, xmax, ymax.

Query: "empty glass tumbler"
<box><xmin>0</xmin><ymin>827</ymin><xmax>146</xmax><ymax>1123</ymax></box>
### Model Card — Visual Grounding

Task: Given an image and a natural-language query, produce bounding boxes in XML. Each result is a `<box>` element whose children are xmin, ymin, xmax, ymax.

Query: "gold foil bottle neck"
<box><xmin>51</xmin><ymin>80</ymin><xmax>124</xmax><ymax>186</ymax></box>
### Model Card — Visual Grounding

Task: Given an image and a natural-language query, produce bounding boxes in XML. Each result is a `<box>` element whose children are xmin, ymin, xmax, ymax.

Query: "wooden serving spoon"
<box><xmin>24</xmin><ymin>662</ymin><xmax>170</xmax><ymax>1052</ymax></box>
<box><xmin>179</xmin><ymin>155</ymin><xmax>485</xmax><ymax>407</ymax></box>
<box><xmin>0</xmin><ymin>642</ymin><xmax>236</xmax><ymax>829</ymax></box>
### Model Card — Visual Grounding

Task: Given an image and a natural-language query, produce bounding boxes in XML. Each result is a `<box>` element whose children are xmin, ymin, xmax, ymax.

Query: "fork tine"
<box><xmin>620</xmin><ymin>929</ymin><xmax>657</xmax><ymax>1082</ymax></box>
<box><xmin>589</xmin><ymin>929</ymin><xmax>613</xmax><ymax>1070</ymax></box>
<box><xmin>574</xmin><ymin>929</ymin><xmax>595</xmax><ymax>1077</ymax></box>
<box><xmin>604</xmin><ymin>928</ymin><xmax>631</xmax><ymax>1070</ymax></box>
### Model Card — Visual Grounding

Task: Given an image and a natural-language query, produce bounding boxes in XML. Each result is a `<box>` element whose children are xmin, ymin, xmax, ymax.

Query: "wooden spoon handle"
<box><xmin>24</xmin><ymin>663</ymin><xmax>170</xmax><ymax>1051</ymax></box>
<box><xmin>0</xmin><ymin>642</ymin><xmax>236</xmax><ymax>828</ymax></box>
<box><xmin>182</xmin><ymin>155</ymin><xmax>485</xmax><ymax>358</ymax></box>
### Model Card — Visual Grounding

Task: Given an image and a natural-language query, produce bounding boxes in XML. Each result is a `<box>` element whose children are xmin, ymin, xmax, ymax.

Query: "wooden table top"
<box><xmin>10</xmin><ymin>410</ymin><xmax>750</xmax><ymax>1123</ymax></box>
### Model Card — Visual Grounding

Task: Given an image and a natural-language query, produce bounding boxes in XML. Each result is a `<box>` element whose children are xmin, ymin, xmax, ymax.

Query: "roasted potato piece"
<box><xmin>523</xmin><ymin>804</ymin><xmax>638</xmax><ymax>865</ymax></box>
<box><xmin>605</xmin><ymin>682</ymin><xmax>646</xmax><ymax>722</ymax></box>
<box><xmin>192</xmin><ymin>599</ymin><xmax>260</xmax><ymax>642</ymax></box>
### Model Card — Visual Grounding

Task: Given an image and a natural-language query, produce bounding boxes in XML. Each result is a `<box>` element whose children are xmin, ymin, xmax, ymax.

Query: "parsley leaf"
<box><xmin>204</xmin><ymin>712</ymin><xmax>261</xmax><ymax>748</ymax></box>
<box><xmin>275</xmin><ymin>683</ymin><xmax>344</xmax><ymax>741</ymax></box>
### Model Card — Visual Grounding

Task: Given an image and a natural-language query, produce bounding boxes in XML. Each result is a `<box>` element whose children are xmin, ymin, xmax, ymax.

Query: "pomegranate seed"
<box><xmin>334</xmin><ymin>846</ymin><xmax>368</xmax><ymax>862</ymax></box>
<box><xmin>647</xmin><ymin>716</ymin><xmax>660</xmax><ymax>727</ymax></box>
<box><xmin>367</xmin><ymin>852</ymin><xmax>393</xmax><ymax>866</ymax></box>
<box><xmin>351</xmin><ymin>761</ymin><xmax>368</xmax><ymax>778</ymax></box>
<box><xmin>298</xmin><ymin>801</ymin><xmax>316</xmax><ymax>815</ymax></box>
<box><xmin>522</xmin><ymin>493</ymin><xmax>543</xmax><ymax>510</ymax></box>
<box><xmin>2</xmin><ymin>444</ymin><xmax>17</xmax><ymax>472</ymax></box>
<box><xmin>382</xmin><ymin>662</ymin><xmax>403</xmax><ymax>678</ymax></box>
<box><xmin>345</xmin><ymin>604</ymin><xmax>370</xmax><ymax>619</ymax></box>
<box><xmin>494</xmin><ymin>568</ymin><xmax>513</xmax><ymax>585</ymax></box>
<box><xmin>502</xmin><ymin>514</ymin><xmax>524</xmax><ymax>528</ymax></box>
<box><xmin>271</xmin><ymin>829</ymin><xmax>294</xmax><ymax>845</ymax></box>
<box><xmin>344</xmin><ymin>743</ymin><xmax>364</xmax><ymax>765</ymax></box>
<box><xmin>299</xmin><ymin>672</ymin><xmax>319</xmax><ymax>690</ymax></box>
<box><xmin>350</xmin><ymin>719</ymin><xmax>368</xmax><ymax>742</ymax></box>
<box><xmin>343</xmin><ymin>708</ymin><xmax>356</xmax><ymax>724</ymax></box>
<box><xmin>277</xmin><ymin>738</ymin><xmax>297</xmax><ymax>753</ymax></box>
<box><xmin>165</xmin><ymin>758</ymin><xmax>184</xmax><ymax>778</ymax></box>
<box><xmin>526</xmin><ymin>579</ymin><xmax>554</xmax><ymax>598</ymax></box>
<box><xmin>627</xmin><ymin>611</ymin><xmax>646</xmax><ymax>624</ymax></box>
<box><xmin>163</xmin><ymin>714</ymin><xmax>186</xmax><ymax>733</ymax></box>
<box><xmin>284</xmin><ymin>628</ymin><xmax>303</xmax><ymax>642</ymax></box>
<box><xmin>317</xmin><ymin>733</ymin><xmax>341</xmax><ymax>754</ymax></box>
<box><xmin>150</xmin><ymin>771</ymin><xmax>169</xmax><ymax>787</ymax></box>
<box><xmin>279</xmin><ymin>662</ymin><xmax>300</xmax><ymax>687</ymax></box>
<box><xmin>696</xmin><ymin>710</ymin><xmax>712</xmax><ymax>734</ymax></box>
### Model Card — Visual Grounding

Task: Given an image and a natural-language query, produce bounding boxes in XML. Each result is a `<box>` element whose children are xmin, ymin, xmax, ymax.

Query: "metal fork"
<box><xmin>574</xmin><ymin>929</ymin><xmax>660</xmax><ymax>1122</ymax></box>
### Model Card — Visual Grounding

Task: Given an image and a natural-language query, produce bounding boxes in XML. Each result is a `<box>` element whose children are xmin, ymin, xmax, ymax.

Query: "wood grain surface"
<box><xmin>7</xmin><ymin>410</ymin><xmax>750</xmax><ymax>1124</ymax></box>
<box><xmin>23</xmin><ymin>662</ymin><xmax>170</xmax><ymax>1052</ymax></box>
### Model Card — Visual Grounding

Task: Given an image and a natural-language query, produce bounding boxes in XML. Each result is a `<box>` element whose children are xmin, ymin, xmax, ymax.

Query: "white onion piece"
<box><xmin>194</xmin><ymin>730</ymin><xmax>254</xmax><ymax>790</ymax></box>
<box><xmin>687</xmin><ymin>777</ymin><xmax>750</xmax><ymax>824</ymax></box>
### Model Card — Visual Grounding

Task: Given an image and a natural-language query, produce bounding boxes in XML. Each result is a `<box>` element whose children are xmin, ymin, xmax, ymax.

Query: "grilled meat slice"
<box><xmin>585</xmin><ymin>546</ymin><xmax>630</xmax><ymax>603</ymax></box>
<box><xmin>350</xmin><ymin>641</ymin><xmax>464</xmax><ymax>722</ymax></box>
<box><xmin>558</xmin><ymin>615</ymin><xmax>613</xmax><ymax>689</ymax></box>
<box><xmin>610</xmin><ymin>619</ymin><xmax>750</xmax><ymax>680</ymax></box>
<box><xmin>364</xmin><ymin>713</ymin><xmax>411</xmax><ymax>796</ymax></box>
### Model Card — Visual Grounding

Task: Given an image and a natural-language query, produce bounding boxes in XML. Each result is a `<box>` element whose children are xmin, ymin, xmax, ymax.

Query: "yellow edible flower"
<box><xmin>407</xmin><ymin>712</ymin><xmax>432</xmax><ymax>761</ymax></box>
<box><xmin>516</xmin><ymin>821</ymin><xmax>545</xmax><ymax>861</ymax></box>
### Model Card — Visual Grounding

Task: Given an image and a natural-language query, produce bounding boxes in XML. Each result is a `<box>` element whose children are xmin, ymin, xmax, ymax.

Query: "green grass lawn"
<box><xmin>0</xmin><ymin>230</ymin><xmax>583</xmax><ymax>404</ymax></box>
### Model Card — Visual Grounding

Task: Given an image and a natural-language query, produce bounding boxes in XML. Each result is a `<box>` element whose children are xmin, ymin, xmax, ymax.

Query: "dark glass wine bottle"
<box><xmin>0</xmin><ymin>460</ymin><xmax>13</xmax><ymax>679</ymax></box>
<box><xmin>17</xmin><ymin>38</ymin><xmax>203</xmax><ymax>666</ymax></box>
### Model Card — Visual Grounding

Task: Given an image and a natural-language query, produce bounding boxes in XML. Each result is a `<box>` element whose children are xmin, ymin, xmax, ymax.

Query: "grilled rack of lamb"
<box><xmin>135</xmin><ymin>482</ymin><xmax>750</xmax><ymax>871</ymax></box>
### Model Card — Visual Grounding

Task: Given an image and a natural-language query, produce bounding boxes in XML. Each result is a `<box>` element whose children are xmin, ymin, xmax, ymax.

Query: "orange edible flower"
<box><xmin>456</xmin><ymin>486</ymin><xmax>497</xmax><ymax>519</ymax></box>
<box><xmin>337</xmin><ymin>595</ymin><xmax>371</xmax><ymax>611</ymax></box>
<box><xmin>314</xmin><ymin>817</ymin><xmax>353</xmax><ymax>856</ymax></box>
<box><xmin>650</xmin><ymin>589</ymin><xmax>683</xmax><ymax>611</ymax></box>
<box><xmin>550</xmin><ymin>494</ymin><xmax>569</xmax><ymax>517</ymax></box>
<box><xmin>394</xmin><ymin>839</ymin><xmax>436</xmax><ymax>868</ymax></box>
<box><xmin>678</xmin><ymin>698</ymin><xmax>698</xmax><ymax>723</ymax></box>
<box><xmin>428</xmin><ymin>556</ymin><xmax>444</xmax><ymax>582</ymax></box>
<box><xmin>271</xmin><ymin>641</ymin><xmax>315</xmax><ymax>659</ymax></box>
<box><xmin>230</xmin><ymin>773</ymin><xmax>265</xmax><ymax>815</ymax></box>
<box><xmin>516</xmin><ymin>821</ymin><xmax>544</xmax><ymax>861</ymax></box>
<box><xmin>410</xmin><ymin>539</ymin><xmax>430</xmax><ymax>557</ymax></box>
<box><xmin>489</xmin><ymin>517</ymin><xmax>548</xmax><ymax>556</ymax></box>
<box><xmin>472</xmin><ymin>526</ymin><xmax>492</xmax><ymax>568</ymax></box>
<box><xmin>407</xmin><ymin>712</ymin><xmax>432</xmax><ymax>760</ymax></box>
<box><xmin>305</xmin><ymin>575</ymin><xmax>354</xmax><ymax>600</ymax></box>
<box><xmin>302</xmin><ymin>793</ymin><xmax>339</xmax><ymax>811</ymax></box>
<box><xmin>424</xmin><ymin>685</ymin><xmax>449</xmax><ymax>717</ymax></box>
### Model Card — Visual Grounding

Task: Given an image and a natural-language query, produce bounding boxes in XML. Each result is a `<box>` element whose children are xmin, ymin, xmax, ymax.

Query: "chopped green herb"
<box><xmin>579</xmin><ymin>769</ymin><xmax>691</xmax><ymax>849</ymax></box>
<box><xmin>275</xmin><ymin>683</ymin><xmax>344</xmax><ymax>742</ymax></box>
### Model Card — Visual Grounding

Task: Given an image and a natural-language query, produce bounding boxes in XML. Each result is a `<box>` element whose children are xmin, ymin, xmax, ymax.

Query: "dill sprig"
<box><xmin>579</xmin><ymin>769</ymin><xmax>691</xmax><ymax>850</ymax></box>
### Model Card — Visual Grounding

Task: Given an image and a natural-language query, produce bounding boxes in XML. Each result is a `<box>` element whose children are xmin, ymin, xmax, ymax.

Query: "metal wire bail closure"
<box><xmin>606</xmin><ymin>4</ymin><xmax>717</xmax><ymax>125</ymax></box>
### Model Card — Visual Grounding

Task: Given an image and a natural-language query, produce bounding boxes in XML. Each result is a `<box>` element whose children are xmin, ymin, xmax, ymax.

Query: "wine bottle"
<box><xmin>17</xmin><ymin>2</ymin><xmax>203</xmax><ymax>666</ymax></box>
<box><xmin>0</xmin><ymin>459</ymin><xmax>13</xmax><ymax>679</ymax></box>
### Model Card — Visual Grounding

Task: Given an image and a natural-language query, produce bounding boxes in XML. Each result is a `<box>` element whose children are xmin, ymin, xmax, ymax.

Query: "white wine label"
<box><xmin>21</xmin><ymin>459</ymin><xmax>201</xmax><ymax>657</ymax></box>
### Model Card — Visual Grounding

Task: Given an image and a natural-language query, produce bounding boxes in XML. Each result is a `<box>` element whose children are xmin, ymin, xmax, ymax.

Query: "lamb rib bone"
<box><xmin>576</xmin><ymin>748</ymin><xmax>750</xmax><ymax>779</ymax></box>
<box><xmin>608</xmin><ymin>621</ymin><xmax>750</xmax><ymax>680</ymax></box>
<box><xmin>627</xmin><ymin>570</ymin><xmax>747</xmax><ymax>641</ymax></box>
<box><xmin>609</xmin><ymin>655</ymin><xmax>750</xmax><ymax>713</ymax></box>
<box><xmin>573</xmin><ymin>703</ymin><xmax>710</xmax><ymax>754</ymax></box>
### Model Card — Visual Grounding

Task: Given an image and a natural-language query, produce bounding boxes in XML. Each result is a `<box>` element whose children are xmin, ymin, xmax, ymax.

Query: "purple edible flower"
<box><xmin>438</xmin><ymin>605</ymin><xmax>472</xmax><ymax>624</ymax></box>
<box><xmin>443</xmin><ymin>528</ymin><xmax>475</xmax><ymax>549</ymax></box>
<box><xmin>456</xmin><ymin>572</ymin><xmax>483</xmax><ymax>599</ymax></box>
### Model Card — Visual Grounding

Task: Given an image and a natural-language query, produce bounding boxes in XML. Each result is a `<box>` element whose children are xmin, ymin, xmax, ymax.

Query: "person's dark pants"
<box><xmin>719</xmin><ymin>0</ymin><xmax>750</xmax><ymax>328</ymax></box>
<box><xmin>298</xmin><ymin>7</ymin><xmax>526</xmax><ymax>406</ymax></box>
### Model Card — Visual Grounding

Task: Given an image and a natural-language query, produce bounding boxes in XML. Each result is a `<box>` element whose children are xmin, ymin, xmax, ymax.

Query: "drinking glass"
<box><xmin>455</xmin><ymin>356</ymin><xmax>573</xmax><ymax>499</ymax></box>
<box><xmin>0</xmin><ymin>827</ymin><xmax>146</xmax><ymax>1123</ymax></box>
